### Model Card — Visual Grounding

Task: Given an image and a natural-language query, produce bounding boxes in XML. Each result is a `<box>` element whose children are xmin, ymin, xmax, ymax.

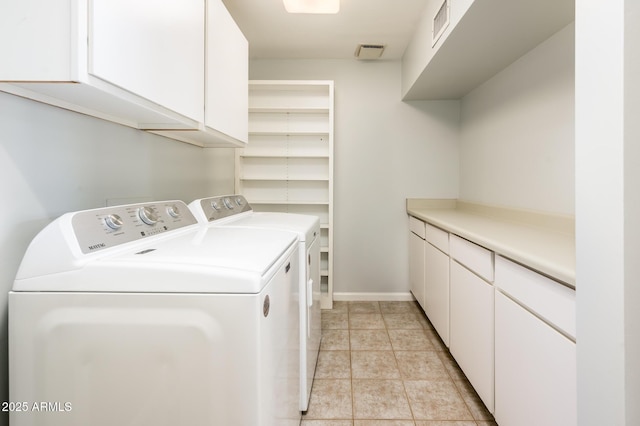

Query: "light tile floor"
<box><xmin>301</xmin><ymin>301</ymin><xmax>497</xmax><ymax>426</ymax></box>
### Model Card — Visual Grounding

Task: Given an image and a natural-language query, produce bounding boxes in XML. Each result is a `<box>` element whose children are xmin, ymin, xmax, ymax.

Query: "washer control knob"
<box><xmin>104</xmin><ymin>214</ymin><xmax>123</xmax><ymax>230</ymax></box>
<box><xmin>223</xmin><ymin>197</ymin><xmax>234</xmax><ymax>209</ymax></box>
<box><xmin>211</xmin><ymin>200</ymin><xmax>221</xmax><ymax>211</ymax></box>
<box><xmin>166</xmin><ymin>204</ymin><xmax>181</xmax><ymax>218</ymax></box>
<box><xmin>235</xmin><ymin>197</ymin><xmax>244</xmax><ymax>207</ymax></box>
<box><xmin>138</xmin><ymin>206</ymin><xmax>159</xmax><ymax>225</ymax></box>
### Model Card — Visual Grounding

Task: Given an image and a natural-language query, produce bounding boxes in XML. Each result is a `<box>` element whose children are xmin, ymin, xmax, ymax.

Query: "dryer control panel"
<box><xmin>72</xmin><ymin>200</ymin><xmax>198</xmax><ymax>254</ymax></box>
<box><xmin>196</xmin><ymin>195</ymin><xmax>252</xmax><ymax>222</ymax></box>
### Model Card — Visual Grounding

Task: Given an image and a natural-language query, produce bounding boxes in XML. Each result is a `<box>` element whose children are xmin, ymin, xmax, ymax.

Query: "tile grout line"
<box><xmin>390</xmin><ymin>312</ymin><xmax>418</xmax><ymax>424</ymax></box>
<box><xmin>349</xmin><ymin>305</ymin><xmax>355</xmax><ymax>422</ymax></box>
<box><xmin>310</xmin><ymin>301</ymin><xmax>493</xmax><ymax>425</ymax></box>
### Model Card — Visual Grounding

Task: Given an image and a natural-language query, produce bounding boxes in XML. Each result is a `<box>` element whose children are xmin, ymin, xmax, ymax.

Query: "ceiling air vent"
<box><xmin>432</xmin><ymin>0</ymin><xmax>450</xmax><ymax>46</ymax></box>
<box><xmin>354</xmin><ymin>44</ymin><xmax>385</xmax><ymax>60</ymax></box>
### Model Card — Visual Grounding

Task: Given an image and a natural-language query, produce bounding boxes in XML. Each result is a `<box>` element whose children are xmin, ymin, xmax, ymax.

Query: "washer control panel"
<box><xmin>71</xmin><ymin>200</ymin><xmax>198</xmax><ymax>254</ymax></box>
<box><xmin>198</xmin><ymin>195</ymin><xmax>252</xmax><ymax>222</ymax></box>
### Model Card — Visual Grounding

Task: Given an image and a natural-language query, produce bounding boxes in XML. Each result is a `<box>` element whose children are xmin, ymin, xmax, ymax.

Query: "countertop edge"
<box><xmin>407</xmin><ymin>199</ymin><xmax>576</xmax><ymax>288</ymax></box>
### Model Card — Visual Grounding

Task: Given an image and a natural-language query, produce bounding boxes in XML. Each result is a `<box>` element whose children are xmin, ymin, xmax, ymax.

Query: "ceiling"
<box><xmin>221</xmin><ymin>0</ymin><xmax>430</xmax><ymax>60</ymax></box>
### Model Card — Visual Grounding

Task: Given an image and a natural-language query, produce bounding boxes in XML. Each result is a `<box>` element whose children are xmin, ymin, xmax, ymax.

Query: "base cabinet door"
<box><xmin>424</xmin><ymin>241</ymin><xmax>449</xmax><ymax>346</ymax></box>
<box><xmin>495</xmin><ymin>291</ymin><xmax>577</xmax><ymax>426</ymax></box>
<box><xmin>450</xmin><ymin>261</ymin><xmax>494</xmax><ymax>412</ymax></box>
<box><xmin>409</xmin><ymin>231</ymin><xmax>426</xmax><ymax>309</ymax></box>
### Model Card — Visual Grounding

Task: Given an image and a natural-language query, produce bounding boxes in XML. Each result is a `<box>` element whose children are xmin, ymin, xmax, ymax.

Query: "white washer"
<box><xmin>188</xmin><ymin>194</ymin><xmax>321</xmax><ymax>411</ymax></box>
<box><xmin>9</xmin><ymin>200</ymin><xmax>301</xmax><ymax>426</ymax></box>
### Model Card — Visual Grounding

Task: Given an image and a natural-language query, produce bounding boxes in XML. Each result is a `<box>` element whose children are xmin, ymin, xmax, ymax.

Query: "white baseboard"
<box><xmin>333</xmin><ymin>292</ymin><xmax>415</xmax><ymax>302</ymax></box>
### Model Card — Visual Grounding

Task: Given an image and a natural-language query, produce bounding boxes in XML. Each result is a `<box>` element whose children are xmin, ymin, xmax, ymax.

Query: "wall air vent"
<box><xmin>354</xmin><ymin>44</ymin><xmax>385</xmax><ymax>60</ymax></box>
<box><xmin>432</xmin><ymin>0</ymin><xmax>450</xmax><ymax>46</ymax></box>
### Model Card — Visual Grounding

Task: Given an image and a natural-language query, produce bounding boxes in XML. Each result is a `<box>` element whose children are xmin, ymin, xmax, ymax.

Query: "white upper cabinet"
<box><xmin>0</xmin><ymin>0</ymin><xmax>248</xmax><ymax>147</ymax></box>
<box><xmin>0</xmin><ymin>0</ymin><xmax>203</xmax><ymax>129</ymax></box>
<box><xmin>90</xmin><ymin>0</ymin><xmax>204</xmax><ymax>123</ymax></box>
<box><xmin>152</xmin><ymin>0</ymin><xmax>248</xmax><ymax>147</ymax></box>
<box><xmin>401</xmin><ymin>0</ymin><xmax>574</xmax><ymax>100</ymax></box>
<box><xmin>205</xmin><ymin>0</ymin><xmax>248</xmax><ymax>144</ymax></box>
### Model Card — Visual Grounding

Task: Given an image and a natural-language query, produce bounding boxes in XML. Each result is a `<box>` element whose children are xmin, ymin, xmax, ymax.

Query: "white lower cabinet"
<box><xmin>494</xmin><ymin>256</ymin><xmax>577</xmax><ymax>426</ymax></box>
<box><xmin>424</xmin><ymin>241</ymin><xmax>449</xmax><ymax>346</ymax></box>
<box><xmin>408</xmin><ymin>214</ymin><xmax>577</xmax><ymax>425</ymax></box>
<box><xmin>495</xmin><ymin>291</ymin><xmax>577</xmax><ymax>426</ymax></box>
<box><xmin>450</xmin><ymin>260</ymin><xmax>494</xmax><ymax>413</ymax></box>
<box><xmin>408</xmin><ymin>229</ymin><xmax>426</xmax><ymax>309</ymax></box>
<box><xmin>409</xmin><ymin>217</ymin><xmax>449</xmax><ymax>345</ymax></box>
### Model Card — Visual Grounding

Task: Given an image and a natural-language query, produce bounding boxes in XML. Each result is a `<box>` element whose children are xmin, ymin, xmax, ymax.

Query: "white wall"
<box><xmin>576</xmin><ymin>0</ymin><xmax>640</xmax><ymax>424</ymax></box>
<box><xmin>0</xmin><ymin>92</ymin><xmax>228</xmax><ymax>426</ymax></box>
<box><xmin>250</xmin><ymin>59</ymin><xmax>460</xmax><ymax>298</ymax></box>
<box><xmin>459</xmin><ymin>23</ymin><xmax>575</xmax><ymax>215</ymax></box>
<box><xmin>624</xmin><ymin>3</ymin><xmax>640</xmax><ymax>421</ymax></box>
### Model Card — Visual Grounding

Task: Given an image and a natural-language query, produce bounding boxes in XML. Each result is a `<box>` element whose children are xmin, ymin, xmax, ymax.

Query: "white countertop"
<box><xmin>407</xmin><ymin>199</ymin><xmax>575</xmax><ymax>288</ymax></box>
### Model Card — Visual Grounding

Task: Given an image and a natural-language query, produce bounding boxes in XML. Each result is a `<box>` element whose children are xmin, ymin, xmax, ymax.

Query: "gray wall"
<box><xmin>459</xmin><ymin>23</ymin><xmax>575</xmax><ymax>215</ymax></box>
<box><xmin>250</xmin><ymin>59</ymin><xmax>461</xmax><ymax>299</ymax></box>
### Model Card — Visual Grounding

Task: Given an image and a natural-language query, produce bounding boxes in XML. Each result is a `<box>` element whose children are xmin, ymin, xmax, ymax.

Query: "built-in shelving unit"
<box><xmin>236</xmin><ymin>80</ymin><xmax>334</xmax><ymax>308</ymax></box>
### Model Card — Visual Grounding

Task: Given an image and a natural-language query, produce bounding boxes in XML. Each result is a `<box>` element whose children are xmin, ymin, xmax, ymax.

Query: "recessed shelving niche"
<box><xmin>236</xmin><ymin>80</ymin><xmax>334</xmax><ymax>308</ymax></box>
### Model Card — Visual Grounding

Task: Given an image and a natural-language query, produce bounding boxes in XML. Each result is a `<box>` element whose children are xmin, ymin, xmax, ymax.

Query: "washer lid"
<box><xmin>13</xmin><ymin>227</ymin><xmax>298</xmax><ymax>294</ymax></box>
<box><xmin>110</xmin><ymin>227</ymin><xmax>298</xmax><ymax>274</ymax></box>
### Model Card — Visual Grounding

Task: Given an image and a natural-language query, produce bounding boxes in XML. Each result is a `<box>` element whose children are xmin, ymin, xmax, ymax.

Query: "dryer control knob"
<box><xmin>235</xmin><ymin>197</ymin><xmax>244</xmax><ymax>206</ymax></box>
<box><xmin>138</xmin><ymin>206</ymin><xmax>159</xmax><ymax>225</ymax></box>
<box><xmin>166</xmin><ymin>204</ymin><xmax>181</xmax><ymax>218</ymax></box>
<box><xmin>223</xmin><ymin>197</ymin><xmax>234</xmax><ymax>209</ymax></box>
<box><xmin>211</xmin><ymin>200</ymin><xmax>221</xmax><ymax>210</ymax></box>
<box><xmin>104</xmin><ymin>214</ymin><xmax>123</xmax><ymax>230</ymax></box>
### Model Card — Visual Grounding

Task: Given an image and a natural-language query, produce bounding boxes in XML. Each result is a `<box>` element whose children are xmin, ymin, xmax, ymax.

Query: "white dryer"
<box><xmin>188</xmin><ymin>194</ymin><xmax>321</xmax><ymax>411</ymax></box>
<box><xmin>9</xmin><ymin>200</ymin><xmax>301</xmax><ymax>426</ymax></box>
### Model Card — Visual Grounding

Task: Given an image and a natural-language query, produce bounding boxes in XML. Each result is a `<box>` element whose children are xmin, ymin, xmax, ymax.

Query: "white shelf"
<box><xmin>240</xmin><ymin>154</ymin><xmax>329</xmax><ymax>159</ymax></box>
<box><xmin>244</xmin><ymin>134</ymin><xmax>329</xmax><ymax>157</ymax></box>
<box><xmin>249</xmin><ymin>80</ymin><xmax>331</xmax><ymax>111</ymax></box>
<box><xmin>249</xmin><ymin>112</ymin><xmax>330</xmax><ymax>134</ymax></box>
<box><xmin>240</xmin><ymin>177</ymin><xmax>329</xmax><ymax>182</ymax></box>
<box><xmin>249</xmin><ymin>107</ymin><xmax>330</xmax><ymax>114</ymax></box>
<box><xmin>237</xmin><ymin>80</ymin><xmax>334</xmax><ymax>308</ymax></box>
<box><xmin>246</xmin><ymin>200</ymin><xmax>330</xmax><ymax>206</ymax></box>
<box><xmin>240</xmin><ymin>156</ymin><xmax>329</xmax><ymax>181</ymax></box>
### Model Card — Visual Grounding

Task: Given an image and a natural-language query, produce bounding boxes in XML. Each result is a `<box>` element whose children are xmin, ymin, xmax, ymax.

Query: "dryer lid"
<box><xmin>222</xmin><ymin>212</ymin><xmax>319</xmax><ymax>243</ymax></box>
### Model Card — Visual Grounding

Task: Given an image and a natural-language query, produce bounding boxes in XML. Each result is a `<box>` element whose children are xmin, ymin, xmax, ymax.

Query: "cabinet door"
<box><xmin>206</xmin><ymin>0</ymin><xmax>248</xmax><ymax>143</ymax></box>
<box><xmin>450</xmin><ymin>261</ymin><xmax>494</xmax><ymax>412</ymax></box>
<box><xmin>89</xmin><ymin>0</ymin><xmax>205</xmax><ymax>122</ymax></box>
<box><xmin>495</xmin><ymin>291</ymin><xmax>576</xmax><ymax>426</ymax></box>
<box><xmin>409</xmin><ymin>231</ymin><xmax>426</xmax><ymax>309</ymax></box>
<box><xmin>424</xmin><ymin>242</ymin><xmax>449</xmax><ymax>346</ymax></box>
